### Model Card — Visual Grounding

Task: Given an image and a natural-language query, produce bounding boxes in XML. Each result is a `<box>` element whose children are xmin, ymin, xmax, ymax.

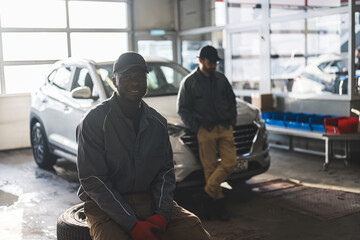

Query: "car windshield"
<box><xmin>95</xmin><ymin>62</ymin><xmax>189</xmax><ymax>98</ymax></box>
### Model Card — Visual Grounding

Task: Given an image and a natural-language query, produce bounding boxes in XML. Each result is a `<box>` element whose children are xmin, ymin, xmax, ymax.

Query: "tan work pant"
<box><xmin>197</xmin><ymin>125</ymin><xmax>237</xmax><ymax>200</ymax></box>
<box><xmin>84</xmin><ymin>193</ymin><xmax>210</xmax><ymax>240</ymax></box>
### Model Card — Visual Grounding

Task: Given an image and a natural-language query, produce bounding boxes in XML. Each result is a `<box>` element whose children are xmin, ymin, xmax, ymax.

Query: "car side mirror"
<box><xmin>71</xmin><ymin>86</ymin><xmax>92</xmax><ymax>99</ymax></box>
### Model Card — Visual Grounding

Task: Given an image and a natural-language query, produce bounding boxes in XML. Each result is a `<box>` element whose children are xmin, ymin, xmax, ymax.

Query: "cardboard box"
<box><xmin>251</xmin><ymin>93</ymin><xmax>273</xmax><ymax>111</ymax></box>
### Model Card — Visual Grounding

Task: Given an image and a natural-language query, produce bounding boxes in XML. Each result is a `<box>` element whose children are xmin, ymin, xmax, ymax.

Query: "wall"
<box><xmin>0</xmin><ymin>94</ymin><xmax>31</xmax><ymax>150</ymax></box>
<box><xmin>134</xmin><ymin>0</ymin><xmax>175</xmax><ymax>30</ymax></box>
<box><xmin>275</xmin><ymin>96</ymin><xmax>360</xmax><ymax>116</ymax></box>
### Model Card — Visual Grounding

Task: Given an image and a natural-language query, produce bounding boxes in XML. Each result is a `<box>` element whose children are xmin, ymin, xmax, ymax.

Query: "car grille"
<box><xmin>180</xmin><ymin>124</ymin><xmax>258</xmax><ymax>158</ymax></box>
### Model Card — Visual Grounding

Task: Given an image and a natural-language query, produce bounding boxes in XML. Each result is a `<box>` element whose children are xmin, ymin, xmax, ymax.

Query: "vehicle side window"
<box><xmin>97</xmin><ymin>68</ymin><xmax>115</xmax><ymax>97</ymax></box>
<box><xmin>147</xmin><ymin>70</ymin><xmax>160</xmax><ymax>90</ymax></box>
<box><xmin>51</xmin><ymin>67</ymin><xmax>72</xmax><ymax>90</ymax></box>
<box><xmin>72</xmin><ymin>68</ymin><xmax>94</xmax><ymax>93</ymax></box>
<box><xmin>160</xmin><ymin>66</ymin><xmax>182</xmax><ymax>88</ymax></box>
<box><xmin>318</xmin><ymin>62</ymin><xmax>330</xmax><ymax>71</ymax></box>
<box><xmin>329</xmin><ymin>61</ymin><xmax>342</xmax><ymax>72</ymax></box>
<box><xmin>145</xmin><ymin>64</ymin><xmax>183</xmax><ymax>96</ymax></box>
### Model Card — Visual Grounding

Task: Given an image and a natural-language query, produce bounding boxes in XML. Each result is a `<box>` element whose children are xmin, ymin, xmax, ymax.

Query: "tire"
<box><xmin>57</xmin><ymin>203</ymin><xmax>91</xmax><ymax>240</ymax></box>
<box><xmin>31</xmin><ymin>122</ymin><xmax>57</xmax><ymax>169</ymax></box>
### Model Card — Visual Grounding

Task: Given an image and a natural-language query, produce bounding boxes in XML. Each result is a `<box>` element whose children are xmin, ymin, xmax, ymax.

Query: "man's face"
<box><xmin>115</xmin><ymin>68</ymin><xmax>147</xmax><ymax>102</ymax></box>
<box><xmin>199</xmin><ymin>58</ymin><xmax>217</xmax><ymax>76</ymax></box>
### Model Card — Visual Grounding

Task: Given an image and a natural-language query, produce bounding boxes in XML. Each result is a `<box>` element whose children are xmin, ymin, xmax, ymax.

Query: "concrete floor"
<box><xmin>0</xmin><ymin>147</ymin><xmax>359</xmax><ymax>240</ymax></box>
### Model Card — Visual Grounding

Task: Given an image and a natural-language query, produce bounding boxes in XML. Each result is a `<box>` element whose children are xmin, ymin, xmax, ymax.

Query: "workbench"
<box><xmin>266</xmin><ymin>125</ymin><xmax>360</xmax><ymax>169</ymax></box>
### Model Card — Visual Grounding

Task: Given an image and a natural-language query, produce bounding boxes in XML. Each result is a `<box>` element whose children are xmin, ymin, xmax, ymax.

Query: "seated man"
<box><xmin>76</xmin><ymin>52</ymin><xmax>210</xmax><ymax>240</ymax></box>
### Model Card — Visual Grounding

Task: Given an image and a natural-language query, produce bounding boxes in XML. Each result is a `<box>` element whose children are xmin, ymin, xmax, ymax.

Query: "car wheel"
<box><xmin>57</xmin><ymin>203</ymin><xmax>91</xmax><ymax>240</ymax></box>
<box><xmin>31</xmin><ymin>122</ymin><xmax>57</xmax><ymax>169</ymax></box>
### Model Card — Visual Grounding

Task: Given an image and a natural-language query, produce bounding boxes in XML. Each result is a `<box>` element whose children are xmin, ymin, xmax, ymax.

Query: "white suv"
<box><xmin>30</xmin><ymin>57</ymin><xmax>270</xmax><ymax>187</ymax></box>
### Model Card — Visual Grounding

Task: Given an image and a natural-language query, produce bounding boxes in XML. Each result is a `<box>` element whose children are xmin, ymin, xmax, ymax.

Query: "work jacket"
<box><xmin>177</xmin><ymin>67</ymin><xmax>237</xmax><ymax>133</ymax></box>
<box><xmin>76</xmin><ymin>93</ymin><xmax>175</xmax><ymax>232</ymax></box>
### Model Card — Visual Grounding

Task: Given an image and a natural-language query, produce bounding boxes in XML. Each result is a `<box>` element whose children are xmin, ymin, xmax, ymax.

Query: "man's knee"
<box><xmin>221</xmin><ymin>157</ymin><xmax>237</xmax><ymax>173</ymax></box>
<box><xmin>164</xmin><ymin>202</ymin><xmax>210</xmax><ymax>239</ymax></box>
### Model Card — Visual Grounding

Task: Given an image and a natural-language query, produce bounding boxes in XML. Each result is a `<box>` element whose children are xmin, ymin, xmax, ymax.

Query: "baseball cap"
<box><xmin>113</xmin><ymin>52</ymin><xmax>149</xmax><ymax>74</ymax></box>
<box><xmin>199</xmin><ymin>45</ymin><xmax>221</xmax><ymax>63</ymax></box>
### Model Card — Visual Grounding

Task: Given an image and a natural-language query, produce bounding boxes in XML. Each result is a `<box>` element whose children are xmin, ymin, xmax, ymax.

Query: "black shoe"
<box><xmin>192</xmin><ymin>191</ymin><xmax>213</xmax><ymax>220</ymax></box>
<box><xmin>214</xmin><ymin>198</ymin><xmax>230</xmax><ymax>221</ymax></box>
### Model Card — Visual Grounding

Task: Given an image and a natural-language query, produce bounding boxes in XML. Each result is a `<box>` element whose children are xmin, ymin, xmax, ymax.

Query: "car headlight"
<box><xmin>253</xmin><ymin>108</ymin><xmax>263</xmax><ymax>127</ymax></box>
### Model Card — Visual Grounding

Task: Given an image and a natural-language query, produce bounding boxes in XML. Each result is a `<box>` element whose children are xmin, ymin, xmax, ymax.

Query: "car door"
<box><xmin>40</xmin><ymin>65</ymin><xmax>75</xmax><ymax>153</ymax></box>
<box><xmin>61</xmin><ymin>66</ymin><xmax>103</xmax><ymax>154</ymax></box>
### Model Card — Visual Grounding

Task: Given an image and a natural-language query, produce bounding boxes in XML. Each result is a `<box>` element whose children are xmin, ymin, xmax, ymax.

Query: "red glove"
<box><xmin>146</xmin><ymin>214</ymin><xmax>168</xmax><ymax>232</ymax></box>
<box><xmin>130</xmin><ymin>220</ymin><xmax>163</xmax><ymax>240</ymax></box>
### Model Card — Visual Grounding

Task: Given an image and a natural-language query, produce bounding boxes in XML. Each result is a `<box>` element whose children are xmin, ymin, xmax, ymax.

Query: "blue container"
<box><xmin>284</xmin><ymin>112</ymin><xmax>299</xmax><ymax>128</ymax></box>
<box><xmin>262</xmin><ymin>112</ymin><xmax>273</xmax><ymax>121</ymax></box>
<box><xmin>294</xmin><ymin>113</ymin><xmax>313</xmax><ymax>131</ymax></box>
<box><xmin>264</xmin><ymin>111</ymin><xmax>286</xmax><ymax>127</ymax></box>
<box><xmin>310</xmin><ymin>114</ymin><xmax>332</xmax><ymax>132</ymax></box>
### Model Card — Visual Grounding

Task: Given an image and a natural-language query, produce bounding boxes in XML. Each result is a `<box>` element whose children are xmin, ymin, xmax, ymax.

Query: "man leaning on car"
<box><xmin>177</xmin><ymin>45</ymin><xmax>237</xmax><ymax>221</ymax></box>
<box><xmin>76</xmin><ymin>52</ymin><xmax>210</xmax><ymax>240</ymax></box>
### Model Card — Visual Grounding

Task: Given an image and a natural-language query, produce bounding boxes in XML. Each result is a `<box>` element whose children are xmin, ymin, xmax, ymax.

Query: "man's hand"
<box><xmin>130</xmin><ymin>220</ymin><xmax>163</xmax><ymax>240</ymax></box>
<box><xmin>146</xmin><ymin>214</ymin><xmax>168</xmax><ymax>238</ymax></box>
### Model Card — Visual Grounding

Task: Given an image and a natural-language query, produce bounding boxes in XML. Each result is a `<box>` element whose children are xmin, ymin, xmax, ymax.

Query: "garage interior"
<box><xmin>1</xmin><ymin>0</ymin><xmax>360</xmax><ymax>239</ymax></box>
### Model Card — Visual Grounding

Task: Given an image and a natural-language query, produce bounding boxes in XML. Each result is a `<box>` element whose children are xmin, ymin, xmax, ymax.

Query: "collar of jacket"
<box><xmin>195</xmin><ymin>67</ymin><xmax>215</xmax><ymax>80</ymax></box>
<box><xmin>108</xmin><ymin>93</ymin><xmax>154</xmax><ymax>127</ymax></box>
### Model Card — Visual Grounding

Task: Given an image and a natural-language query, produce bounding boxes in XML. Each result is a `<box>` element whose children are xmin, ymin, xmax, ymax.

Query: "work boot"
<box><xmin>214</xmin><ymin>198</ymin><xmax>230</xmax><ymax>221</ymax></box>
<box><xmin>192</xmin><ymin>191</ymin><xmax>214</xmax><ymax>220</ymax></box>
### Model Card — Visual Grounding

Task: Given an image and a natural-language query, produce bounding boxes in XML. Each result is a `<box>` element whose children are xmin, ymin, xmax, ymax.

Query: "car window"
<box><xmin>50</xmin><ymin>67</ymin><xmax>72</xmax><ymax>90</ymax></box>
<box><xmin>95</xmin><ymin>62</ymin><xmax>189</xmax><ymax>97</ymax></box>
<box><xmin>160</xmin><ymin>65</ymin><xmax>183</xmax><ymax>88</ymax></box>
<box><xmin>318</xmin><ymin>62</ymin><xmax>330</xmax><ymax>71</ymax></box>
<box><xmin>146</xmin><ymin>63</ymin><xmax>188</xmax><ymax>96</ymax></box>
<box><xmin>148</xmin><ymin>70</ymin><xmax>160</xmax><ymax>90</ymax></box>
<box><xmin>72</xmin><ymin>68</ymin><xmax>94</xmax><ymax>93</ymax></box>
<box><xmin>329</xmin><ymin>61</ymin><xmax>343</xmax><ymax>72</ymax></box>
<box><xmin>95</xmin><ymin>65</ymin><xmax>115</xmax><ymax>98</ymax></box>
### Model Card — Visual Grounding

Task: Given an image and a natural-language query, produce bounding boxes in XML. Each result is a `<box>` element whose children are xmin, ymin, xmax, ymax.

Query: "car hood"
<box><xmin>143</xmin><ymin>95</ymin><xmax>259</xmax><ymax>127</ymax></box>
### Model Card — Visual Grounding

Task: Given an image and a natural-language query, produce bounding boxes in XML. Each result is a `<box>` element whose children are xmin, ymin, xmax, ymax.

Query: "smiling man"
<box><xmin>76</xmin><ymin>52</ymin><xmax>210</xmax><ymax>240</ymax></box>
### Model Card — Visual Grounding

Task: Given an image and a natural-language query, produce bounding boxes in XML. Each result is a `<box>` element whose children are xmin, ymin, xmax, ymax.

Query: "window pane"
<box><xmin>181</xmin><ymin>31</ymin><xmax>224</xmax><ymax>71</ymax></box>
<box><xmin>228</xmin><ymin>0</ymin><xmax>262</xmax><ymax>24</ymax></box>
<box><xmin>4</xmin><ymin>65</ymin><xmax>52</xmax><ymax>94</ymax></box>
<box><xmin>71</xmin><ymin>33</ymin><xmax>128</xmax><ymax>62</ymax></box>
<box><xmin>307</xmin><ymin>15</ymin><xmax>347</xmax><ymax>55</ymax></box>
<box><xmin>138</xmin><ymin>40</ymin><xmax>173</xmax><ymax>61</ymax></box>
<box><xmin>181</xmin><ymin>40</ymin><xmax>210</xmax><ymax>71</ymax></box>
<box><xmin>271</xmin><ymin>20</ymin><xmax>306</xmax><ymax>92</ymax></box>
<box><xmin>0</xmin><ymin>0</ymin><xmax>66</xmax><ymax>28</ymax></box>
<box><xmin>2</xmin><ymin>33</ymin><xmax>68</xmax><ymax>61</ymax></box>
<box><xmin>69</xmin><ymin>1</ymin><xmax>127</xmax><ymax>28</ymax></box>
<box><xmin>231</xmin><ymin>32</ymin><xmax>260</xmax><ymax>90</ymax></box>
<box><xmin>270</xmin><ymin>14</ymin><xmax>349</xmax><ymax>95</ymax></box>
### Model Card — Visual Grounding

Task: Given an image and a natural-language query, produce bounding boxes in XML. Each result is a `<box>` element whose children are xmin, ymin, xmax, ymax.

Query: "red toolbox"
<box><xmin>324</xmin><ymin>117</ymin><xmax>359</xmax><ymax>134</ymax></box>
